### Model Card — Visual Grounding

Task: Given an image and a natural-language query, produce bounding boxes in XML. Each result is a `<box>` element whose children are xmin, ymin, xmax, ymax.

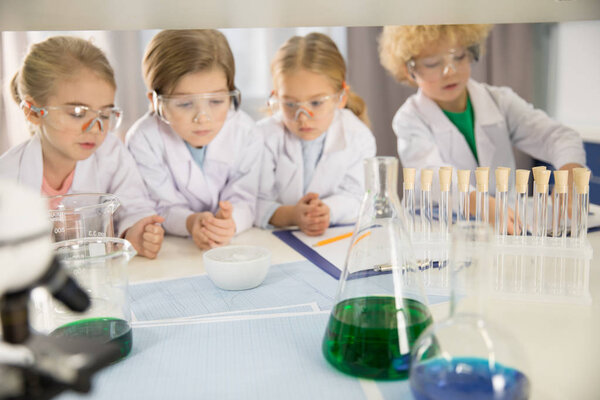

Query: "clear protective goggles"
<box><xmin>268</xmin><ymin>91</ymin><xmax>344</xmax><ymax>121</ymax></box>
<box><xmin>21</xmin><ymin>101</ymin><xmax>123</xmax><ymax>134</ymax></box>
<box><xmin>407</xmin><ymin>45</ymin><xmax>480</xmax><ymax>82</ymax></box>
<box><xmin>152</xmin><ymin>90</ymin><xmax>240</xmax><ymax>124</ymax></box>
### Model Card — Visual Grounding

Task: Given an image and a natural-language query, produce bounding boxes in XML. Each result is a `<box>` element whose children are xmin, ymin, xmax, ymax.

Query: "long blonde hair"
<box><xmin>11</xmin><ymin>36</ymin><xmax>116</xmax><ymax>108</ymax></box>
<box><xmin>379</xmin><ymin>24</ymin><xmax>492</xmax><ymax>86</ymax></box>
<box><xmin>143</xmin><ymin>29</ymin><xmax>237</xmax><ymax>101</ymax></box>
<box><xmin>271</xmin><ymin>32</ymin><xmax>370</xmax><ymax>127</ymax></box>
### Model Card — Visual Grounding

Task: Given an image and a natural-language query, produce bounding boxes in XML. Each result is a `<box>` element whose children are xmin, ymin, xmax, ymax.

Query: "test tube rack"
<box><xmin>410</xmin><ymin>232</ymin><xmax>593</xmax><ymax>306</ymax></box>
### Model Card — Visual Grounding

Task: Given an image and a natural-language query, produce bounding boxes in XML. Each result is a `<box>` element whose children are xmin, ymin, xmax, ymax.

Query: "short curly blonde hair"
<box><xmin>379</xmin><ymin>24</ymin><xmax>492</xmax><ymax>86</ymax></box>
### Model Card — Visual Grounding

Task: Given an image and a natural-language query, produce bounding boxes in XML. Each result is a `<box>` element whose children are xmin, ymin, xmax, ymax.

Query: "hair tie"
<box><xmin>342</xmin><ymin>81</ymin><xmax>350</xmax><ymax>91</ymax></box>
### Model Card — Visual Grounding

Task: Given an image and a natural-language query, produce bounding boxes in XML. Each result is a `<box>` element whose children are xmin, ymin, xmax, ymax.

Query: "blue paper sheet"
<box><xmin>57</xmin><ymin>312</ymin><xmax>397</xmax><ymax>400</ymax></box>
<box><xmin>129</xmin><ymin>261</ymin><xmax>339</xmax><ymax>321</ymax></box>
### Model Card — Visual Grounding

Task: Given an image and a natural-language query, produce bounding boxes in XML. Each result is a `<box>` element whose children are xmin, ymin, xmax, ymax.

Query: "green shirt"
<box><xmin>443</xmin><ymin>95</ymin><xmax>478</xmax><ymax>163</ymax></box>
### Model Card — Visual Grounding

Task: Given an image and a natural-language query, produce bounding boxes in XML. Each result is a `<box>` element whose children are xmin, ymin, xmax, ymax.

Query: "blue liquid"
<box><xmin>410</xmin><ymin>357</ymin><xmax>530</xmax><ymax>400</ymax></box>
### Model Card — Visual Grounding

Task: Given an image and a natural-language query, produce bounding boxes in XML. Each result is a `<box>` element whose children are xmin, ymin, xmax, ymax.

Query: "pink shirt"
<box><xmin>42</xmin><ymin>169</ymin><xmax>75</xmax><ymax>197</ymax></box>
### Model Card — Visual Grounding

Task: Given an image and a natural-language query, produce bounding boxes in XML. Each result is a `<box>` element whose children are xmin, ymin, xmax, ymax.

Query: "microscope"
<box><xmin>0</xmin><ymin>180</ymin><xmax>120</xmax><ymax>399</ymax></box>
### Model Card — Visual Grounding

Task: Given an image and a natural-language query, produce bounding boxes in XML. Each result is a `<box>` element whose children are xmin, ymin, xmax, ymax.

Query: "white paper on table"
<box><xmin>291</xmin><ymin>226</ymin><xmax>355</xmax><ymax>273</ymax></box>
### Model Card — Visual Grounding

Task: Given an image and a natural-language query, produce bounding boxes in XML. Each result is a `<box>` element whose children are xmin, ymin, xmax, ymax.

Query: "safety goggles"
<box><xmin>153</xmin><ymin>90</ymin><xmax>240</xmax><ymax>124</ymax></box>
<box><xmin>268</xmin><ymin>91</ymin><xmax>344</xmax><ymax>121</ymax></box>
<box><xmin>21</xmin><ymin>101</ymin><xmax>122</xmax><ymax>134</ymax></box>
<box><xmin>407</xmin><ymin>45</ymin><xmax>480</xmax><ymax>82</ymax></box>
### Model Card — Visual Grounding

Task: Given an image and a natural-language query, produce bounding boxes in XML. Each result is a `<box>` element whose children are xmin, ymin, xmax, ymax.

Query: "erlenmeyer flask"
<box><xmin>410</xmin><ymin>222</ymin><xmax>531</xmax><ymax>399</ymax></box>
<box><xmin>322</xmin><ymin>156</ymin><xmax>433</xmax><ymax>380</ymax></box>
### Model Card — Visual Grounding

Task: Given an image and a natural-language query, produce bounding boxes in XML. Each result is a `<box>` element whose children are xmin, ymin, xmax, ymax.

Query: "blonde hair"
<box><xmin>11</xmin><ymin>36</ymin><xmax>116</xmax><ymax>107</ymax></box>
<box><xmin>143</xmin><ymin>29</ymin><xmax>236</xmax><ymax>97</ymax></box>
<box><xmin>379</xmin><ymin>24</ymin><xmax>492</xmax><ymax>85</ymax></box>
<box><xmin>271</xmin><ymin>32</ymin><xmax>370</xmax><ymax>127</ymax></box>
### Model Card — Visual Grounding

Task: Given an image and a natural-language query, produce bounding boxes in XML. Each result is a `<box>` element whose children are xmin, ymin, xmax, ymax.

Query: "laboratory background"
<box><xmin>1</xmin><ymin>22</ymin><xmax>599</xmax><ymax>202</ymax></box>
<box><xmin>1</xmin><ymin>1</ymin><xmax>600</xmax><ymax>399</ymax></box>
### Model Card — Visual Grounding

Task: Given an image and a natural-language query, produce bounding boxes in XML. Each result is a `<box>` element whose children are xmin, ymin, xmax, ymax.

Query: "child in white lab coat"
<box><xmin>0</xmin><ymin>36</ymin><xmax>165</xmax><ymax>258</ymax></box>
<box><xmin>256</xmin><ymin>32</ymin><xmax>376</xmax><ymax>236</ymax></box>
<box><xmin>126</xmin><ymin>30</ymin><xmax>261</xmax><ymax>249</ymax></box>
<box><xmin>378</xmin><ymin>24</ymin><xmax>586</xmax><ymax>232</ymax></box>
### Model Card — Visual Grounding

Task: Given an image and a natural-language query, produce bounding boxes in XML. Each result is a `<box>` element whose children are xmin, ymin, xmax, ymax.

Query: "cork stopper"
<box><xmin>403</xmin><ymin>168</ymin><xmax>416</xmax><ymax>190</ymax></box>
<box><xmin>515</xmin><ymin>169</ymin><xmax>530</xmax><ymax>194</ymax></box>
<box><xmin>532</xmin><ymin>166</ymin><xmax>547</xmax><ymax>183</ymax></box>
<box><xmin>535</xmin><ymin>170</ymin><xmax>551</xmax><ymax>193</ymax></box>
<box><xmin>439</xmin><ymin>167</ymin><xmax>452</xmax><ymax>192</ymax></box>
<box><xmin>574</xmin><ymin>168</ymin><xmax>591</xmax><ymax>195</ymax></box>
<box><xmin>475</xmin><ymin>168</ymin><xmax>489</xmax><ymax>192</ymax></box>
<box><xmin>420</xmin><ymin>169</ymin><xmax>433</xmax><ymax>191</ymax></box>
<box><xmin>553</xmin><ymin>170</ymin><xmax>569</xmax><ymax>194</ymax></box>
<box><xmin>495</xmin><ymin>167</ymin><xmax>510</xmax><ymax>192</ymax></box>
<box><xmin>457</xmin><ymin>170</ymin><xmax>471</xmax><ymax>192</ymax></box>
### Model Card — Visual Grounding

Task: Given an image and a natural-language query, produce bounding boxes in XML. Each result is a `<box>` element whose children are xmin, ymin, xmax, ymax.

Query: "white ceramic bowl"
<box><xmin>203</xmin><ymin>245</ymin><xmax>271</xmax><ymax>290</ymax></box>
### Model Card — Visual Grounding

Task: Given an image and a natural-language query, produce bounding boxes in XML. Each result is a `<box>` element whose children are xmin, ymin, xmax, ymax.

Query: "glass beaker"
<box><xmin>47</xmin><ymin>193</ymin><xmax>120</xmax><ymax>242</ymax></box>
<box><xmin>322</xmin><ymin>156</ymin><xmax>432</xmax><ymax>380</ymax></box>
<box><xmin>30</xmin><ymin>237</ymin><xmax>136</xmax><ymax>363</ymax></box>
<box><xmin>410</xmin><ymin>222</ymin><xmax>531</xmax><ymax>399</ymax></box>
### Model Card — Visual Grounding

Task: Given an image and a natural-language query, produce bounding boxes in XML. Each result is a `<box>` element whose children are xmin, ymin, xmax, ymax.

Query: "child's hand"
<box><xmin>124</xmin><ymin>215</ymin><xmax>165</xmax><ymax>259</ymax></box>
<box><xmin>294</xmin><ymin>193</ymin><xmax>330</xmax><ymax>236</ymax></box>
<box><xmin>201</xmin><ymin>201</ymin><xmax>236</xmax><ymax>247</ymax></box>
<box><xmin>186</xmin><ymin>212</ymin><xmax>217</xmax><ymax>250</ymax></box>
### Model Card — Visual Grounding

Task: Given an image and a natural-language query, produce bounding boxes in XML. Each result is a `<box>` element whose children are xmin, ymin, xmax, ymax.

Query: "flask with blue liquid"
<box><xmin>410</xmin><ymin>222</ymin><xmax>531</xmax><ymax>399</ymax></box>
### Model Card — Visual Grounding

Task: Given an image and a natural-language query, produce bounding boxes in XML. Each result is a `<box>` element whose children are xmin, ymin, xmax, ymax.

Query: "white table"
<box><xmin>128</xmin><ymin>228</ymin><xmax>600</xmax><ymax>400</ymax></box>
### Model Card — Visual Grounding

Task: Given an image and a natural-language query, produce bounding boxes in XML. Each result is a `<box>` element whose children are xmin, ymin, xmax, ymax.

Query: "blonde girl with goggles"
<box><xmin>255</xmin><ymin>32</ymin><xmax>376</xmax><ymax>236</ymax></box>
<box><xmin>1</xmin><ymin>36</ymin><xmax>165</xmax><ymax>259</ymax></box>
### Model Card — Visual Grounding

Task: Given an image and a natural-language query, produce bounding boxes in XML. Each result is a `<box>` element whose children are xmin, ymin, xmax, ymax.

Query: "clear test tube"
<box><xmin>420</xmin><ymin>169</ymin><xmax>433</xmax><ymax>238</ymax></box>
<box><xmin>532</xmin><ymin>170</ymin><xmax>551</xmax><ymax>238</ymax></box>
<box><xmin>494</xmin><ymin>167</ymin><xmax>510</xmax><ymax>237</ymax></box>
<box><xmin>420</xmin><ymin>169</ymin><xmax>434</xmax><ymax>278</ymax></box>
<box><xmin>457</xmin><ymin>169</ymin><xmax>471</xmax><ymax>223</ymax></box>
<box><xmin>514</xmin><ymin>169</ymin><xmax>530</xmax><ymax>293</ymax></box>
<box><xmin>572</xmin><ymin>168</ymin><xmax>591</xmax><ymax>242</ymax></box>
<box><xmin>402</xmin><ymin>167</ymin><xmax>416</xmax><ymax>235</ymax></box>
<box><xmin>514</xmin><ymin>169</ymin><xmax>530</xmax><ymax>237</ymax></box>
<box><xmin>552</xmin><ymin>170</ymin><xmax>569</xmax><ymax>239</ymax></box>
<box><xmin>475</xmin><ymin>168</ymin><xmax>489</xmax><ymax>224</ymax></box>
<box><xmin>438</xmin><ymin>167</ymin><xmax>453</xmax><ymax>238</ymax></box>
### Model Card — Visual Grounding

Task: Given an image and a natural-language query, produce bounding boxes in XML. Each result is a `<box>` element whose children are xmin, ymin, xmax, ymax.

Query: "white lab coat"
<box><xmin>0</xmin><ymin>133</ymin><xmax>158</xmax><ymax>236</ymax></box>
<box><xmin>125</xmin><ymin>110</ymin><xmax>261</xmax><ymax>237</ymax></box>
<box><xmin>393</xmin><ymin>79</ymin><xmax>586</xmax><ymax>196</ymax></box>
<box><xmin>255</xmin><ymin>109</ymin><xmax>376</xmax><ymax>228</ymax></box>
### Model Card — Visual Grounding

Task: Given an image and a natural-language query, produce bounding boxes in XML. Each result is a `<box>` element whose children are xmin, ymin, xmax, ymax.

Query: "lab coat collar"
<box><xmin>18</xmin><ymin>132</ymin><xmax>44</xmax><ymax>190</ymax></box>
<box><xmin>204</xmin><ymin>110</ymin><xmax>240</xmax><ymax>166</ymax></box>
<box><xmin>71</xmin><ymin>150</ymin><xmax>101</xmax><ymax>193</ymax></box>
<box><xmin>414</xmin><ymin>79</ymin><xmax>501</xmax><ymax>168</ymax></box>
<box><xmin>307</xmin><ymin>110</ymin><xmax>348</xmax><ymax>193</ymax></box>
<box><xmin>467</xmin><ymin>79</ymin><xmax>502</xmax><ymax>167</ymax></box>
<box><xmin>322</xmin><ymin>109</ymin><xmax>348</xmax><ymax>155</ymax></box>
<box><xmin>18</xmin><ymin>132</ymin><xmax>101</xmax><ymax>193</ymax></box>
<box><xmin>467</xmin><ymin>79</ymin><xmax>504</xmax><ymax>127</ymax></box>
<box><xmin>414</xmin><ymin>79</ymin><xmax>504</xmax><ymax>130</ymax></box>
<box><xmin>159</xmin><ymin>117</ymin><xmax>212</xmax><ymax>202</ymax></box>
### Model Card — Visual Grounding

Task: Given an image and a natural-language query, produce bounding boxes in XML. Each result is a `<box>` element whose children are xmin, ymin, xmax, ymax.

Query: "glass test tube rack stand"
<box><xmin>409</xmin><ymin>232</ymin><xmax>593</xmax><ymax>306</ymax></box>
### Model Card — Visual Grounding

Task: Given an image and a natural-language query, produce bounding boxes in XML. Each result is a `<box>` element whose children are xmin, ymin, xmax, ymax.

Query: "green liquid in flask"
<box><xmin>51</xmin><ymin>317</ymin><xmax>132</xmax><ymax>362</ymax></box>
<box><xmin>323</xmin><ymin>296</ymin><xmax>432</xmax><ymax>380</ymax></box>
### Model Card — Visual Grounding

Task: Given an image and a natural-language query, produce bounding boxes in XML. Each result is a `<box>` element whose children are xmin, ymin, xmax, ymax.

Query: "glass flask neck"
<box><xmin>365</xmin><ymin>157</ymin><xmax>399</xmax><ymax>198</ymax></box>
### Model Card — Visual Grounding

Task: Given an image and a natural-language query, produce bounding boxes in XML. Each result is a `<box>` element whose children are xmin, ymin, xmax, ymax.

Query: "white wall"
<box><xmin>551</xmin><ymin>20</ymin><xmax>600</xmax><ymax>143</ymax></box>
